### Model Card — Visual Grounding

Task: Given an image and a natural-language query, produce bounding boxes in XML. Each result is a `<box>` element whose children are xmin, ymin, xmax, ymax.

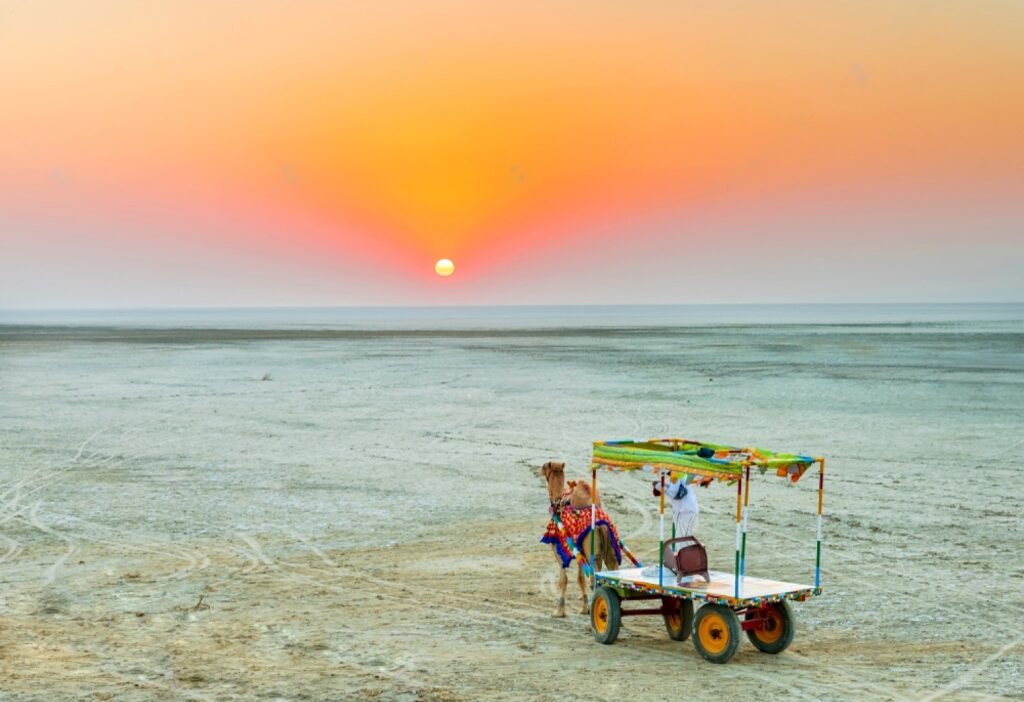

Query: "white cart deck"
<box><xmin>595</xmin><ymin>567</ymin><xmax>820</xmax><ymax>607</ymax></box>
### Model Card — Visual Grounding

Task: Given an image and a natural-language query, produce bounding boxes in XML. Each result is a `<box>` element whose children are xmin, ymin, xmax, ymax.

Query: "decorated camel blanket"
<box><xmin>541</xmin><ymin>505</ymin><xmax>623</xmax><ymax>569</ymax></box>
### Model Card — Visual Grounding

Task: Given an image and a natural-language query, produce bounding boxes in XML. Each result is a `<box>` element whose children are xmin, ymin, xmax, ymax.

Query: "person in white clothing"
<box><xmin>653</xmin><ymin>474</ymin><xmax>699</xmax><ymax>537</ymax></box>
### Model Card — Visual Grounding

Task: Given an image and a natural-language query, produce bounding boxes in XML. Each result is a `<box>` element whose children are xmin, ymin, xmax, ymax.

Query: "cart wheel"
<box><xmin>692</xmin><ymin>603</ymin><xmax>741</xmax><ymax>663</ymax></box>
<box><xmin>745</xmin><ymin>601</ymin><xmax>795</xmax><ymax>654</ymax></box>
<box><xmin>662</xmin><ymin>597</ymin><xmax>693</xmax><ymax>641</ymax></box>
<box><xmin>590</xmin><ymin>587</ymin><xmax>621</xmax><ymax>645</ymax></box>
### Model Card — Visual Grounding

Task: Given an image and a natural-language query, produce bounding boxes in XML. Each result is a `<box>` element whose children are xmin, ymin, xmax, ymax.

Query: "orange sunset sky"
<box><xmin>1</xmin><ymin>1</ymin><xmax>1022</xmax><ymax>307</ymax></box>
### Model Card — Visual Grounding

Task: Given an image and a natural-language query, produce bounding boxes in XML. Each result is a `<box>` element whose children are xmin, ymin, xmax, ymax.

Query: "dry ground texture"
<box><xmin>1</xmin><ymin>321</ymin><xmax>1022</xmax><ymax>700</ymax></box>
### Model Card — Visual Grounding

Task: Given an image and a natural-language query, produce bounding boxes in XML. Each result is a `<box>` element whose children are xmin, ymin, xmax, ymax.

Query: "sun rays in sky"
<box><xmin>1</xmin><ymin>1</ymin><xmax>1022</xmax><ymax>305</ymax></box>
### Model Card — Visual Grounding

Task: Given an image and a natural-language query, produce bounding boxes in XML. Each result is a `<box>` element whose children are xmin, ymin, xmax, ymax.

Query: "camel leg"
<box><xmin>600</xmin><ymin>526</ymin><xmax>617</xmax><ymax>571</ymax></box>
<box><xmin>576</xmin><ymin>563</ymin><xmax>589</xmax><ymax>614</ymax></box>
<box><xmin>554</xmin><ymin>567</ymin><xmax>568</xmax><ymax>617</ymax></box>
<box><xmin>596</xmin><ymin>527</ymin><xmax>609</xmax><ymax>571</ymax></box>
<box><xmin>576</xmin><ymin>538</ymin><xmax>592</xmax><ymax>614</ymax></box>
<box><xmin>551</xmin><ymin>547</ymin><xmax>567</xmax><ymax>618</ymax></box>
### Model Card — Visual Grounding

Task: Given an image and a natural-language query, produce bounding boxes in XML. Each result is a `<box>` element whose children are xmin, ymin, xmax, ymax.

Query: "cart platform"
<box><xmin>595</xmin><ymin>567</ymin><xmax>821</xmax><ymax>608</ymax></box>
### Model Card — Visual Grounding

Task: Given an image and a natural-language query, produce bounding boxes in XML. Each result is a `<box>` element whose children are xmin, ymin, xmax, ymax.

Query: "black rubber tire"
<box><xmin>590</xmin><ymin>586</ymin><xmax>622</xmax><ymax>645</ymax></box>
<box><xmin>745</xmin><ymin>601</ymin><xmax>796</xmax><ymax>654</ymax></box>
<box><xmin>662</xmin><ymin>597</ymin><xmax>694</xmax><ymax>641</ymax></box>
<box><xmin>692</xmin><ymin>603</ymin><xmax>742</xmax><ymax>664</ymax></box>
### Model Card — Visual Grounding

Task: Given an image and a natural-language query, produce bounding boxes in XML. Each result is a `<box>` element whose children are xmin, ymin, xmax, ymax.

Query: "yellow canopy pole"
<box><xmin>740</xmin><ymin>465</ymin><xmax>751</xmax><ymax>580</ymax></box>
<box><xmin>589</xmin><ymin>467</ymin><xmax>597</xmax><ymax>584</ymax></box>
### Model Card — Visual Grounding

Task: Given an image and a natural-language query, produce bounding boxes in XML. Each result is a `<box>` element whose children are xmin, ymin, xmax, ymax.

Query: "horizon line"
<box><xmin>2</xmin><ymin>301</ymin><xmax>1023</xmax><ymax>314</ymax></box>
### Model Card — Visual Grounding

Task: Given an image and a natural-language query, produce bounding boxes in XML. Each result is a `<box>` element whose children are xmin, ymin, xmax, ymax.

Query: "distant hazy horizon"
<box><xmin>3</xmin><ymin>302</ymin><xmax>1023</xmax><ymax>331</ymax></box>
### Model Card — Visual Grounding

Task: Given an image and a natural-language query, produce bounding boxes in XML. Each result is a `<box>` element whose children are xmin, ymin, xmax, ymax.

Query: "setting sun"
<box><xmin>435</xmin><ymin>259</ymin><xmax>455</xmax><ymax>277</ymax></box>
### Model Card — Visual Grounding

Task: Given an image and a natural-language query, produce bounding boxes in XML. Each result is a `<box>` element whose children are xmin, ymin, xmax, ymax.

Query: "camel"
<box><xmin>540</xmin><ymin>461</ymin><xmax>621</xmax><ymax>618</ymax></box>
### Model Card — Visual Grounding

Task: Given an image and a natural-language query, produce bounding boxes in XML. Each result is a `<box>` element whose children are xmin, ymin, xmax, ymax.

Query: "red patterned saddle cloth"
<box><xmin>541</xmin><ymin>505</ymin><xmax>622</xmax><ymax>568</ymax></box>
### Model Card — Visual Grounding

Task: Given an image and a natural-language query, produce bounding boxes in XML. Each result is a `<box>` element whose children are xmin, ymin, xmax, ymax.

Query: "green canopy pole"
<box><xmin>734</xmin><ymin>474</ymin><xmax>743</xmax><ymax>599</ymax></box>
<box><xmin>815</xmin><ymin>458</ymin><xmax>825</xmax><ymax>588</ymax></box>
<box><xmin>658</xmin><ymin>473</ymin><xmax>666</xmax><ymax>587</ymax></box>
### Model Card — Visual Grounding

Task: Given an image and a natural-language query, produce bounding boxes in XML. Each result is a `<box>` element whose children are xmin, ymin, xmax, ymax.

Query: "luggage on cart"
<box><xmin>663</xmin><ymin>536</ymin><xmax>710</xmax><ymax>583</ymax></box>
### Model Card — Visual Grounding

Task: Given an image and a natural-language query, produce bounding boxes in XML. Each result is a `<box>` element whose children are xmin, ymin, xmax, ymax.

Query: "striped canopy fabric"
<box><xmin>591</xmin><ymin>438</ymin><xmax>821</xmax><ymax>483</ymax></box>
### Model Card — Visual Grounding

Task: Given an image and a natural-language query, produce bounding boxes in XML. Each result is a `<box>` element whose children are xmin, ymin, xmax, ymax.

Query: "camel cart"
<box><xmin>580</xmin><ymin>438</ymin><xmax>825</xmax><ymax>664</ymax></box>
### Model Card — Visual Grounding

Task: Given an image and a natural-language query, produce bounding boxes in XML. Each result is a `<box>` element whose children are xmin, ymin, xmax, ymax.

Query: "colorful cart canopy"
<box><xmin>591</xmin><ymin>438</ymin><xmax>821</xmax><ymax>483</ymax></box>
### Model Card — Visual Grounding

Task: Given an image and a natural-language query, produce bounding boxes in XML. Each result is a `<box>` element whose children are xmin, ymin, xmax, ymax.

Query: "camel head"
<box><xmin>541</xmin><ymin>461</ymin><xmax>566</xmax><ymax>503</ymax></box>
<box><xmin>568</xmin><ymin>480</ymin><xmax>596</xmax><ymax>509</ymax></box>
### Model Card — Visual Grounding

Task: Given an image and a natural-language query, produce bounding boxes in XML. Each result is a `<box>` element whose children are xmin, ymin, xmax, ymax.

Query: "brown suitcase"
<box><xmin>662</xmin><ymin>536</ymin><xmax>710</xmax><ymax>583</ymax></box>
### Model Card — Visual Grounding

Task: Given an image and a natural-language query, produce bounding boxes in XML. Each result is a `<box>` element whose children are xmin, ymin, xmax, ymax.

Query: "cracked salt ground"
<box><xmin>0</xmin><ymin>312</ymin><xmax>1022</xmax><ymax>700</ymax></box>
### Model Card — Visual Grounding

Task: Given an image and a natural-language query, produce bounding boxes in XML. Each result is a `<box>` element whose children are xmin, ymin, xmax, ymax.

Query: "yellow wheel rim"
<box><xmin>593</xmin><ymin>596</ymin><xmax>609</xmax><ymax>634</ymax></box>
<box><xmin>697</xmin><ymin>611</ymin><xmax>730</xmax><ymax>655</ymax></box>
<box><xmin>753</xmin><ymin>608</ymin><xmax>784</xmax><ymax>644</ymax></box>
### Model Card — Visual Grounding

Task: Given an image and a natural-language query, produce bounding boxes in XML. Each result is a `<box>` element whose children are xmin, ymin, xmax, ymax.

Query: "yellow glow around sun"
<box><xmin>435</xmin><ymin>258</ymin><xmax>455</xmax><ymax>277</ymax></box>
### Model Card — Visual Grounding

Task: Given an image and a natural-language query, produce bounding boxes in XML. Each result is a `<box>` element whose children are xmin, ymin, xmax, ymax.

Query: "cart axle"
<box><xmin>620</xmin><ymin>607</ymin><xmax>669</xmax><ymax>617</ymax></box>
